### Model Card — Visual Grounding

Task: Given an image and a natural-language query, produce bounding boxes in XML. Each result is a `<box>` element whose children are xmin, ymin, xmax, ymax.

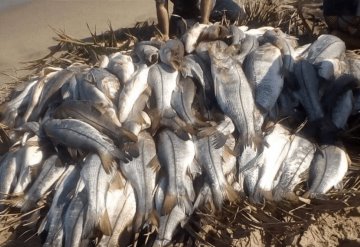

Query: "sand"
<box><xmin>0</xmin><ymin>0</ymin><xmax>156</xmax><ymax>82</ymax></box>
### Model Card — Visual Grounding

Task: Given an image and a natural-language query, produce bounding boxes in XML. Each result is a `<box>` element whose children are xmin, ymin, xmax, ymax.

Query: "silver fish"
<box><xmin>182</xmin><ymin>22</ymin><xmax>209</xmax><ymax>54</ymax></box>
<box><xmin>77</xmin><ymin>79</ymin><xmax>114</xmax><ymax>108</ymax></box>
<box><xmin>118</xmin><ymin>64</ymin><xmax>149</xmax><ymax>123</ymax></box>
<box><xmin>244</xmin><ymin>43</ymin><xmax>284</xmax><ymax>113</ymax></box>
<box><xmin>304</xmin><ymin>145</ymin><xmax>349</xmax><ymax>198</ymax></box>
<box><xmin>107</xmin><ymin>53</ymin><xmax>135</xmax><ymax>83</ymax></box>
<box><xmin>43</xmin><ymin>118</ymin><xmax>132</xmax><ymax>173</ymax></box>
<box><xmin>19</xmin><ymin>155</ymin><xmax>66</xmax><ymax>212</ymax></box>
<box><xmin>294</xmin><ymin>60</ymin><xmax>324</xmax><ymax>122</ymax></box>
<box><xmin>153</xmin><ymin>205</ymin><xmax>187</xmax><ymax>247</ymax></box>
<box><xmin>195</xmin><ymin>135</ymin><xmax>237</xmax><ymax>210</ymax></box>
<box><xmin>255</xmin><ymin>124</ymin><xmax>292</xmax><ymax>201</ymax></box>
<box><xmin>209</xmin><ymin>41</ymin><xmax>260</xmax><ymax>149</ymax></box>
<box><xmin>0</xmin><ymin>151</ymin><xmax>19</xmax><ymax>210</ymax></box>
<box><xmin>157</xmin><ymin>129</ymin><xmax>195</xmax><ymax>214</ymax></box>
<box><xmin>119</xmin><ymin>131</ymin><xmax>158</xmax><ymax>231</ymax></box>
<box><xmin>273</xmin><ymin>135</ymin><xmax>315</xmax><ymax>201</ymax></box>
<box><xmin>81</xmin><ymin>153</ymin><xmax>114</xmax><ymax>237</ymax></box>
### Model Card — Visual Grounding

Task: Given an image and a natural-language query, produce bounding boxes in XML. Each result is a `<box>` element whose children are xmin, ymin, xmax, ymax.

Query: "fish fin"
<box><xmin>334</xmin><ymin>181</ymin><xmax>344</xmax><ymax>190</ymax></box>
<box><xmin>109</xmin><ymin>171</ymin><xmax>125</xmax><ymax>190</ymax></box>
<box><xmin>162</xmin><ymin>193</ymin><xmax>176</xmax><ymax>215</ymax></box>
<box><xmin>148</xmin><ymin>156</ymin><xmax>161</xmax><ymax>173</ymax></box>
<box><xmin>233</xmin><ymin>139</ymin><xmax>243</xmax><ymax>157</ymax></box>
<box><xmin>123</xmin><ymin>142</ymin><xmax>140</xmax><ymax>158</ymax></box>
<box><xmin>148</xmin><ymin>109</ymin><xmax>161</xmax><ymax>136</ymax></box>
<box><xmin>67</xmin><ymin>147</ymin><xmax>79</xmax><ymax>159</ymax></box>
<box><xmin>148</xmin><ymin>209</ymin><xmax>160</xmax><ymax>228</ymax></box>
<box><xmin>197</xmin><ymin>126</ymin><xmax>217</xmax><ymax>138</ymax></box>
<box><xmin>8</xmin><ymin>195</ymin><xmax>26</xmax><ymax>208</ymax></box>
<box><xmin>174</xmin><ymin>128</ymin><xmax>190</xmax><ymax>141</ymax></box>
<box><xmin>99</xmin><ymin>209</ymin><xmax>112</xmax><ymax>236</ymax></box>
<box><xmin>99</xmin><ymin>152</ymin><xmax>115</xmax><ymax>174</ymax></box>
<box><xmin>225</xmin><ymin>185</ymin><xmax>238</xmax><ymax>203</ymax></box>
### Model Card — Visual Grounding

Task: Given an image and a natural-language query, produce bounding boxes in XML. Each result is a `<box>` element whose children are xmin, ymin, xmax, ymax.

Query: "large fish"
<box><xmin>159</xmin><ymin>39</ymin><xmax>184</xmax><ymax>71</ymax></box>
<box><xmin>106</xmin><ymin>53</ymin><xmax>135</xmax><ymax>83</ymax></box>
<box><xmin>119</xmin><ymin>131</ymin><xmax>159</xmax><ymax>231</ymax></box>
<box><xmin>233</xmin><ymin>34</ymin><xmax>259</xmax><ymax>63</ymax></box>
<box><xmin>209</xmin><ymin>41</ymin><xmax>261</xmax><ymax>150</ymax></box>
<box><xmin>304</xmin><ymin>144</ymin><xmax>349</xmax><ymax>198</ymax></box>
<box><xmin>81</xmin><ymin>153</ymin><xmax>115</xmax><ymax>237</ymax></box>
<box><xmin>134</xmin><ymin>40</ymin><xmax>161</xmax><ymax>65</ymax></box>
<box><xmin>117</xmin><ymin>64</ymin><xmax>149</xmax><ymax>123</ymax></box>
<box><xmin>43</xmin><ymin>118</ymin><xmax>132</xmax><ymax>173</ymax></box>
<box><xmin>273</xmin><ymin>135</ymin><xmax>315</xmax><ymax>201</ymax></box>
<box><xmin>195</xmin><ymin>134</ymin><xmax>237</xmax><ymax>210</ymax></box>
<box><xmin>182</xmin><ymin>22</ymin><xmax>209</xmax><ymax>54</ymax></box>
<box><xmin>244</xmin><ymin>43</ymin><xmax>284</xmax><ymax>113</ymax></box>
<box><xmin>77</xmin><ymin>79</ymin><xmax>114</xmax><ymax>108</ymax></box>
<box><xmin>157</xmin><ymin>129</ymin><xmax>195</xmax><ymax>214</ymax></box>
<box><xmin>255</xmin><ymin>124</ymin><xmax>292</xmax><ymax>201</ymax></box>
<box><xmin>54</xmin><ymin>100</ymin><xmax>138</xmax><ymax>145</ymax></box>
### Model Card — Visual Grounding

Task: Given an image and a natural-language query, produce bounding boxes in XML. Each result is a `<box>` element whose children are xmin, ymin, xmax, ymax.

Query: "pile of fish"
<box><xmin>0</xmin><ymin>22</ymin><xmax>359</xmax><ymax>246</ymax></box>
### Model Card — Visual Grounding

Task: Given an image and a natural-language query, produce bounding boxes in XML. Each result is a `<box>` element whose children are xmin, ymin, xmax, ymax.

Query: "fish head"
<box><xmin>159</xmin><ymin>39</ymin><xmax>185</xmax><ymax>71</ymax></box>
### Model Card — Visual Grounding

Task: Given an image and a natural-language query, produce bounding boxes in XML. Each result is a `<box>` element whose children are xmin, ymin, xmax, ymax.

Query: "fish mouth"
<box><xmin>170</xmin><ymin>57</ymin><xmax>183</xmax><ymax>70</ymax></box>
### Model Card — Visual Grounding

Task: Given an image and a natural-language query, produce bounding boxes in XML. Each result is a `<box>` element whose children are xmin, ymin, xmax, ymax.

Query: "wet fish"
<box><xmin>0</xmin><ymin>151</ymin><xmax>19</xmax><ymax>210</ymax></box>
<box><xmin>77</xmin><ymin>79</ymin><xmax>114</xmax><ymax>108</ymax></box>
<box><xmin>157</xmin><ymin>129</ymin><xmax>195</xmax><ymax>214</ymax></box>
<box><xmin>43</xmin><ymin>118</ymin><xmax>132</xmax><ymax>173</ymax></box>
<box><xmin>244</xmin><ymin>43</ymin><xmax>284</xmax><ymax>113</ymax></box>
<box><xmin>304</xmin><ymin>144</ymin><xmax>349</xmax><ymax>198</ymax></box>
<box><xmin>273</xmin><ymin>135</ymin><xmax>315</xmax><ymax>201</ymax></box>
<box><xmin>255</xmin><ymin>124</ymin><xmax>292</xmax><ymax>201</ymax></box>
<box><xmin>81</xmin><ymin>153</ymin><xmax>115</xmax><ymax>237</ymax></box>
<box><xmin>209</xmin><ymin>41</ymin><xmax>260</xmax><ymax>149</ymax></box>
<box><xmin>119</xmin><ymin>131</ymin><xmax>159</xmax><ymax>231</ymax></box>
<box><xmin>118</xmin><ymin>64</ymin><xmax>149</xmax><ymax>123</ymax></box>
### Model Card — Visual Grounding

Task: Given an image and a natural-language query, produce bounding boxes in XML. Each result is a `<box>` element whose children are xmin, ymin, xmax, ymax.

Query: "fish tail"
<box><xmin>99</xmin><ymin>209</ymin><xmax>112</xmax><ymax>236</ymax></box>
<box><xmin>198</xmin><ymin>126</ymin><xmax>228</xmax><ymax>148</ymax></box>
<box><xmin>118</xmin><ymin>127</ymin><xmax>138</xmax><ymax>143</ymax></box>
<box><xmin>99</xmin><ymin>152</ymin><xmax>115</xmax><ymax>174</ymax></box>
<box><xmin>162</xmin><ymin>193</ymin><xmax>177</xmax><ymax>215</ymax></box>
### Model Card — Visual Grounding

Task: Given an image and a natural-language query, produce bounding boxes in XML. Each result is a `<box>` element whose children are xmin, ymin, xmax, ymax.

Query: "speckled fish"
<box><xmin>273</xmin><ymin>135</ymin><xmax>315</xmax><ymax>201</ymax></box>
<box><xmin>304</xmin><ymin>144</ymin><xmax>349</xmax><ymax>198</ymax></box>
<box><xmin>119</xmin><ymin>131</ymin><xmax>159</xmax><ymax>232</ymax></box>
<box><xmin>294</xmin><ymin>60</ymin><xmax>324</xmax><ymax>122</ymax></box>
<box><xmin>159</xmin><ymin>39</ymin><xmax>184</xmax><ymax>70</ymax></box>
<box><xmin>43</xmin><ymin>119</ymin><xmax>132</xmax><ymax>173</ymax></box>
<box><xmin>209</xmin><ymin>41</ymin><xmax>260</xmax><ymax>150</ymax></box>
<box><xmin>244</xmin><ymin>43</ymin><xmax>284</xmax><ymax>113</ymax></box>
<box><xmin>255</xmin><ymin>124</ymin><xmax>292</xmax><ymax>201</ymax></box>
<box><xmin>81</xmin><ymin>153</ymin><xmax>115</xmax><ymax>237</ymax></box>
<box><xmin>157</xmin><ymin>129</ymin><xmax>195</xmax><ymax>214</ymax></box>
<box><xmin>118</xmin><ymin>64</ymin><xmax>149</xmax><ymax>123</ymax></box>
<box><xmin>182</xmin><ymin>22</ymin><xmax>209</xmax><ymax>54</ymax></box>
<box><xmin>153</xmin><ymin>205</ymin><xmax>188</xmax><ymax>247</ymax></box>
<box><xmin>195</xmin><ymin>134</ymin><xmax>237</xmax><ymax>211</ymax></box>
<box><xmin>106</xmin><ymin>53</ymin><xmax>135</xmax><ymax>83</ymax></box>
<box><xmin>54</xmin><ymin>100</ymin><xmax>138</xmax><ymax>145</ymax></box>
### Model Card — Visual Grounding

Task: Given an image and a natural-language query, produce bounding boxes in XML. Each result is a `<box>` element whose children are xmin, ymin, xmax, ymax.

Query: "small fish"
<box><xmin>43</xmin><ymin>118</ymin><xmax>132</xmax><ymax>173</ymax></box>
<box><xmin>304</xmin><ymin>144</ymin><xmax>349</xmax><ymax>198</ymax></box>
